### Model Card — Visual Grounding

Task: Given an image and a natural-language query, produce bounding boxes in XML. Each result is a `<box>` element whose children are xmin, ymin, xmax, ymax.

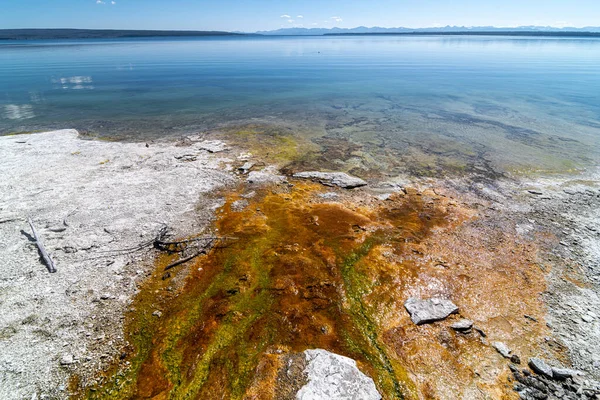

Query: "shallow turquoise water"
<box><xmin>1</xmin><ymin>35</ymin><xmax>599</xmax><ymax>175</ymax></box>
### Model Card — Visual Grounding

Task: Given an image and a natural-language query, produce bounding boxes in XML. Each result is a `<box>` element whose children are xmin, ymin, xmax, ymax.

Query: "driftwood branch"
<box><xmin>163</xmin><ymin>237</ymin><xmax>216</xmax><ymax>271</ymax></box>
<box><xmin>156</xmin><ymin>237</ymin><xmax>218</xmax><ymax>246</ymax></box>
<box><xmin>158</xmin><ymin>235</ymin><xmax>238</xmax><ymax>246</ymax></box>
<box><xmin>27</xmin><ymin>217</ymin><xmax>57</xmax><ymax>273</ymax></box>
<box><xmin>89</xmin><ymin>224</ymin><xmax>234</xmax><ymax>271</ymax></box>
<box><xmin>162</xmin><ymin>236</ymin><xmax>238</xmax><ymax>272</ymax></box>
<box><xmin>98</xmin><ymin>224</ymin><xmax>170</xmax><ymax>255</ymax></box>
<box><xmin>164</xmin><ymin>249</ymin><xmax>208</xmax><ymax>271</ymax></box>
<box><xmin>153</xmin><ymin>236</ymin><xmax>236</xmax><ymax>253</ymax></box>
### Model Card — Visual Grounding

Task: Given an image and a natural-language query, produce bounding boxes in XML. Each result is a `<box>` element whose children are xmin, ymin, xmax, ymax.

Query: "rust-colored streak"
<box><xmin>81</xmin><ymin>183</ymin><xmax>551</xmax><ymax>400</ymax></box>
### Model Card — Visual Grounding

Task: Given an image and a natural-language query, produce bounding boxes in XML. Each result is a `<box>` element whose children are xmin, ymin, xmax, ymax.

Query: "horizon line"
<box><xmin>3</xmin><ymin>24</ymin><xmax>600</xmax><ymax>32</ymax></box>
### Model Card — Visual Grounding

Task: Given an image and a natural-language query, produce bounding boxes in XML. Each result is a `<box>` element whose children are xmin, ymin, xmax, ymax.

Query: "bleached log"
<box><xmin>27</xmin><ymin>217</ymin><xmax>57</xmax><ymax>273</ymax></box>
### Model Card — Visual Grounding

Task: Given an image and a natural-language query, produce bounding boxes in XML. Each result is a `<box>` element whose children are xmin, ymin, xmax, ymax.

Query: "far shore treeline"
<box><xmin>2</xmin><ymin>28</ymin><xmax>600</xmax><ymax>40</ymax></box>
<box><xmin>0</xmin><ymin>29</ymin><xmax>245</xmax><ymax>40</ymax></box>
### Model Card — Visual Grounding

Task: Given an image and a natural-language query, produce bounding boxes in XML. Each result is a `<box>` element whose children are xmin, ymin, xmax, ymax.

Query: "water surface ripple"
<box><xmin>1</xmin><ymin>35</ymin><xmax>599</xmax><ymax>175</ymax></box>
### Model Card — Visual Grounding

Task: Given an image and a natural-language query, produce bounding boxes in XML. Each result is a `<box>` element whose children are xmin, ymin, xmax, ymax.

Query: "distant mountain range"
<box><xmin>256</xmin><ymin>25</ymin><xmax>600</xmax><ymax>36</ymax></box>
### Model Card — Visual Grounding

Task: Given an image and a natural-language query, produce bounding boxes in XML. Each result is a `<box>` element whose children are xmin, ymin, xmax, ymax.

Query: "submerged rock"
<box><xmin>404</xmin><ymin>297</ymin><xmax>459</xmax><ymax>325</ymax></box>
<box><xmin>529</xmin><ymin>357</ymin><xmax>553</xmax><ymax>378</ymax></box>
<box><xmin>296</xmin><ymin>349</ymin><xmax>381</xmax><ymax>400</ymax></box>
<box><xmin>293</xmin><ymin>171</ymin><xmax>367</xmax><ymax>189</ymax></box>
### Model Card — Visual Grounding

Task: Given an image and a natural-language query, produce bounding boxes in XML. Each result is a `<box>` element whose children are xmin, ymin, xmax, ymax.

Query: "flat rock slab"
<box><xmin>296</xmin><ymin>349</ymin><xmax>381</xmax><ymax>400</ymax></box>
<box><xmin>451</xmin><ymin>319</ymin><xmax>473</xmax><ymax>331</ymax></box>
<box><xmin>404</xmin><ymin>297</ymin><xmax>459</xmax><ymax>325</ymax></box>
<box><xmin>247</xmin><ymin>167</ymin><xmax>286</xmax><ymax>185</ymax></box>
<box><xmin>194</xmin><ymin>140</ymin><xmax>229</xmax><ymax>153</ymax></box>
<box><xmin>238</xmin><ymin>161</ymin><xmax>255</xmax><ymax>174</ymax></box>
<box><xmin>551</xmin><ymin>367</ymin><xmax>582</xmax><ymax>380</ymax></box>
<box><xmin>492</xmin><ymin>341</ymin><xmax>512</xmax><ymax>358</ymax></box>
<box><xmin>293</xmin><ymin>171</ymin><xmax>367</xmax><ymax>189</ymax></box>
<box><xmin>529</xmin><ymin>358</ymin><xmax>553</xmax><ymax>378</ymax></box>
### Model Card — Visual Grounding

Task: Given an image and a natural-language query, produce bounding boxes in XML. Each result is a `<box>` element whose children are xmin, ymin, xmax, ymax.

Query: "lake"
<box><xmin>1</xmin><ymin>35</ymin><xmax>599</xmax><ymax>176</ymax></box>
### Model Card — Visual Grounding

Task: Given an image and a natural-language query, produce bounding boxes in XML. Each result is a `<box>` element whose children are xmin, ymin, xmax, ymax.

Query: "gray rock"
<box><xmin>318</xmin><ymin>192</ymin><xmax>339</xmax><ymax>200</ymax></box>
<box><xmin>492</xmin><ymin>341</ymin><xmax>512</xmax><ymax>358</ymax></box>
<box><xmin>296</xmin><ymin>349</ymin><xmax>381</xmax><ymax>400</ymax></box>
<box><xmin>376</xmin><ymin>193</ymin><xmax>392</xmax><ymax>201</ymax></box>
<box><xmin>60</xmin><ymin>355</ymin><xmax>74</xmax><ymax>365</ymax></box>
<box><xmin>174</xmin><ymin>154</ymin><xmax>197</xmax><ymax>162</ymax></box>
<box><xmin>451</xmin><ymin>319</ymin><xmax>473</xmax><ymax>331</ymax></box>
<box><xmin>247</xmin><ymin>167</ymin><xmax>286</xmax><ymax>185</ymax></box>
<box><xmin>551</xmin><ymin>367</ymin><xmax>582</xmax><ymax>380</ymax></box>
<box><xmin>194</xmin><ymin>140</ymin><xmax>228</xmax><ymax>153</ymax></box>
<box><xmin>293</xmin><ymin>171</ymin><xmax>367</xmax><ymax>189</ymax></box>
<box><xmin>238</xmin><ymin>162</ymin><xmax>255</xmax><ymax>174</ymax></box>
<box><xmin>404</xmin><ymin>297</ymin><xmax>459</xmax><ymax>325</ymax></box>
<box><xmin>529</xmin><ymin>358</ymin><xmax>553</xmax><ymax>378</ymax></box>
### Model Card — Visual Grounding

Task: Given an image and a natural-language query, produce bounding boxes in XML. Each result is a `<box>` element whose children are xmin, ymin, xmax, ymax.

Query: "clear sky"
<box><xmin>1</xmin><ymin>0</ymin><xmax>599</xmax><ymax>32</ymax></box>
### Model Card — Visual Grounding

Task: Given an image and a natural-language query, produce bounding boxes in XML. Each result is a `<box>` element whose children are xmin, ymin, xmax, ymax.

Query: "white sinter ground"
<box><xmin>0</xmin><ymin>130</ymin><xmax>236</xmax><ymax>399</ymax></box>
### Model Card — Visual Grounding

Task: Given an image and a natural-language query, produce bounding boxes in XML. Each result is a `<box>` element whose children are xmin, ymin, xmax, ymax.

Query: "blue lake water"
<box><xmin>1</xmin><ymin>35</ymin><xmax>599</xmax><ymax>176</ymax></box>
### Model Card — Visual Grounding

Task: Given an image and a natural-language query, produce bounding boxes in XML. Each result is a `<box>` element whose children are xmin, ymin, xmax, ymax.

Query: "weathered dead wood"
<box><xmin>98</xmin><ymin>224</ymin><xmax>170</xmax><ymax>255</ymax></box>
<box><xmin>91</xmin><ymin>224</ymin><xmax>232</xmax><ymax>270</ymax></box>
<box><xmin>163</xmin><ymin>237</ymin><xmax>216</xmax><ymax>271</ymax></box>
<box><xmin>156</xmin><ymin>237</ymin><xmax>219</xmax><ymax>246</ymax></box>
<box><xmin>164</xmin><ymin>249</ymin><xmax>208</xmax><ymax>271</ymax></box>
<box><xmin>27</xmin><ymin>217</ymin><xmax>57</xmax><ymax>273</ymax></box>
<box><xmin>154</xmin><ymin>236</ymin><xmax>236</xmax><ymax>253</ymax></box>
<box><xmin>160</xmin><ymin>236</ymin><xmax>239</xmax><ymax>271</ymax></box>
<box><xmin>62</xmin><ymin>208</ymin><xmax>78</xmax><ymax>227</ymax></box>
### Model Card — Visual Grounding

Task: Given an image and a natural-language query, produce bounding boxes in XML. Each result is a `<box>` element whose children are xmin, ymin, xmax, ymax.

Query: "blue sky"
<box><xmin>1</xmin><ymin>0</ymin><xmax>599</xmax><ymax>31</ymax></box>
